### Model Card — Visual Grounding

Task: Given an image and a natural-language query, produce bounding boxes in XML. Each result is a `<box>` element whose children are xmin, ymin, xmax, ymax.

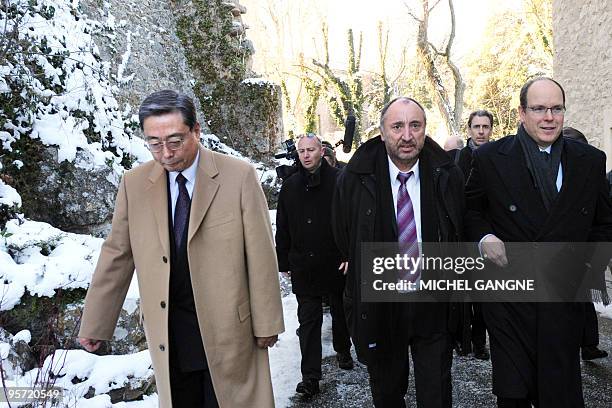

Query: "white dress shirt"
<box><xmin>168</xmin><ymin>150</ymin><xmax>200</xmax><ymax>222</ymax></box>
<box><xmin>539</xmin><ymin>145</ymin><xmax>563</xmax><ymax>191</ymax></box>
<box><xmin>388</xmin><ymin>157</ymin><xmax>422</xmax><ymax>243</ymax></box>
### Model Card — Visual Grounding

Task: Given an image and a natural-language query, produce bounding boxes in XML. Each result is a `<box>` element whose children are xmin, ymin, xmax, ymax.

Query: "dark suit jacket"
<box><xmin>465</xmin><ymin>134</ymin><xmax>612</xmax><ymax>405</ymax></box>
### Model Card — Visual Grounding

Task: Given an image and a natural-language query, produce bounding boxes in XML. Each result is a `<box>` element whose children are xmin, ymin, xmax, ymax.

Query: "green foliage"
<box><xmin>464</xmin><ymin>9</ymin><xmax>552</xmax><ymax>139</ymax></box>
<box><xmin>175</xmin><ymin>0</ymin><xmax>254</xmax><ymax>149</ymax></box>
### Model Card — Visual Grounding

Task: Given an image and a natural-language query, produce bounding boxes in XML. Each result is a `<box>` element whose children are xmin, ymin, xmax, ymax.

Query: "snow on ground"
<box><xmin>269</xmin><ymin>294</ymin><xmax>334</xmax><ymax>408</ymax></box>
<box><xmin>0</xmin><ymin>208</ymin><xmax>318</xmax><ymax>407</ymax></box>
<box><xmin>594</xmin><ymin>302</ymin><xmax>612</xmax><ymax>320</ymax></box>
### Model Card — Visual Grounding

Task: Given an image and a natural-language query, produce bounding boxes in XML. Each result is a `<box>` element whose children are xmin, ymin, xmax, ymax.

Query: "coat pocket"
<box><xmin>238</xmin><ymin>300</ymin><xmax>251</xmax><ymax>322</ymax></box>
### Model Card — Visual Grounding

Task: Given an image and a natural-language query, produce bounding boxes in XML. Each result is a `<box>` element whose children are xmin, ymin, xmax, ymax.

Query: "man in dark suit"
<box><xmin>455</xmin><ymin>110</ymin><xmax>494</xmax><ymax>360</ymax></box>
<box><xmin>456</xmin><ymin>110</ymin><xmax>493</xmax><ymax>179</ymax></box>
<box><xmin>333</xmin><ymin>97</ymin><xmax>465</xmax><ymax>407</ymax></box>
<box><xmin>276</xmin><ymin>134</ymin><xmax>353</xmax><ymax>398</ymax></box>
<box><xmin>465</xmin><ymin>77</ymin><xmax>612</xmax><ymax>407</ymax></box>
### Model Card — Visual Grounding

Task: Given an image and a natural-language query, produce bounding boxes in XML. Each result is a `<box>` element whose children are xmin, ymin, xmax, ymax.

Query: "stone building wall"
<box><xmin>553</xmin><ymin>0</ymin><xmax>612</xmax><ymax>170</ymax></box>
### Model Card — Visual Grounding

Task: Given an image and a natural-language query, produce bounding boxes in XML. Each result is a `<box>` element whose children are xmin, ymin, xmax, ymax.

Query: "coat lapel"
<box><xmin>491</xmin><ymin>136</ymin><xmax>548</xmax><ymax>231</ymax></box>
<box><xmin>147</xmin><ymin>164</ymin><xmax>170</xmax><ymax>255</ymax></box>
<box><xmin>188</xmin><ymin>147</ymin><xmax>220</xmax><ymax>243</ymax></box>
<box><xmin>539</xmin><ymin>142</ymin><xmax>592</xmax><ymax>236</ymax></box>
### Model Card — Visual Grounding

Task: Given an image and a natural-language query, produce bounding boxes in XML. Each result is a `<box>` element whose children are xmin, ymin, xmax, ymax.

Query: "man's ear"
<box><xmin>517</xmin><ymin>106</ymin><xmax>526</xmax><ymax>124</ymax></box>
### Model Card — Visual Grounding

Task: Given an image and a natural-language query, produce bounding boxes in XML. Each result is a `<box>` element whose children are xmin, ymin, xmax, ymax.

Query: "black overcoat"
<box><xmin>465</xmin><ymin>133</ymin><xmax>612</xmax><ymax>407</ymax></box>
<box><xmin>332</xmin><ymin>136</ymin><xmax>466</xmax><ymax>363</ymax></box>
<box><xmin>275</xmin><ymin>159</ymin><xmax>345</xmax><ymax>295</ymax></box>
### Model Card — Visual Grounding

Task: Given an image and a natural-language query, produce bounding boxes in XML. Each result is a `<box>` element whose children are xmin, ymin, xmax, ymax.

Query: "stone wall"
<box><xmin>553</xmin><ymin>0</ymin><xmax>612</xmax><ymax>170</ymax></box>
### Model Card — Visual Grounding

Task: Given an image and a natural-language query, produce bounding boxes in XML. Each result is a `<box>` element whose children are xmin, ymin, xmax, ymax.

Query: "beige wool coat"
<box><xmin>79</xmin><ymin>146</ymin><xmax>285</xmax><ymax>407</ymax></box>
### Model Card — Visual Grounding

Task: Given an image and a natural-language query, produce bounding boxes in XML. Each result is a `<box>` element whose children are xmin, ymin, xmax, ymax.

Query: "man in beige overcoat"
<box><xmin>78</xmin><ymin>90</ymin><xmax>284</xmax><ymax>407</ymax></box>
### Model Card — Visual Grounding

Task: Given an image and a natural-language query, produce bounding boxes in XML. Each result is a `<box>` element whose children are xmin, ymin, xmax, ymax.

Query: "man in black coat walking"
<box><xmin>276</xmin><ymin>134</ymin><xmax>353</xmax><ymax>398</ymax></box>
<box><xmin>465</xmin><ymin>77</ymin><xmax>612</xmax><ymax>407</ymax></box>
<box><xmin>333</xmin><ymin>97</ymin><xmax>465</xmax><ymax>407</ymax></box>
<box><xmin>455</xmin><ymin>109</ymin><xmax>494</xmax><ymax>360</ymax></box>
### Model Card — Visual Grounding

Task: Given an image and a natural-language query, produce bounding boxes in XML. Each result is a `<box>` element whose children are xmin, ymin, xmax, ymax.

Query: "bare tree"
<box><xmin>406</xmin><ymin>0</ymin><xmax>464</xmax><ymax>137</ymax></box>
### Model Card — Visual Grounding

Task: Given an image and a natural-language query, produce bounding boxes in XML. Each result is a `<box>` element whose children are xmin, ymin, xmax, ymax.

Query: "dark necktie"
<box><xmin>174</xmin><ymin>173</ymin><xmax>191</xmax><ymax>249</ymax></box>
<box><xmin>540</xmin><ymin>150</ymin><xmax>550</xmax><ymax>162</ymax></box>
<box><xmin>397</xmin><ymin>172</ymin><xmax>420</xmax><ymax>282</ymax></box>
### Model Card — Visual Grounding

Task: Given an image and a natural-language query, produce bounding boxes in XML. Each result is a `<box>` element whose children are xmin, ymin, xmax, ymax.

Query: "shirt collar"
<box><xmin>169</xmin><ymin>150</ymin><xmax>200</xmax><ymax>185</ymax></box>
<box><xmin>388</xmin><ymin>156</ymin><xmax>420</xmax><ymax>183</ymax></box>
<box><xmin>539</xmin><ymin>145</ymin><xmax>552</xmax><ymax>154</ymax></box>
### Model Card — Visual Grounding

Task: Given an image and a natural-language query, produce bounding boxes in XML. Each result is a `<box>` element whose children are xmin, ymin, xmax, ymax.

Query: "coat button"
<box><xmin>366</xmin><ymin>209</ymin><xmax>372</xmax><ymax>216</ymax></box>
<box><xmin>162</xmin><ymin>256</ymin><xmax>168</xmax><ymax>263</ymax></box>
<box><xmin>160</xmin><ymin>301</ymin><xmax>166</xmax><ymax>308</ymax></box>
<box><xmin>509</xmin><ymin>205</ymin><xmax>517</xmax><ymax>212</ymax></box>
<box><xmin>309</xmin><ymin>252</ymin><xmax>315</xmax><ymax>257</ymax></box>
<box><xmin>580</xmin><ymin>207</ymin><xmax>588</xmax><ymax>215</ymax></box>
<box><xmin>159</xmin><ymin>344</ymin><xmax>165</xmax><ymax>351</ymax></box>
<box><xmin>306</xmin><ymin>218</ymin><xmax>312</xmax><ymax>224</ymax></box>
<box><xmin>361</xmin><ymin>313</ymin><xmax>367</xmax><ymax>320</ymax></box>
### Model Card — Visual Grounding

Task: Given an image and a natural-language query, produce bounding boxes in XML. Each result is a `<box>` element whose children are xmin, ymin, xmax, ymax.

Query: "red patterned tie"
<box><xmin>397</xmin><ymin>172</ymin><xmax>420</xmax><ymax>282</ymax></box>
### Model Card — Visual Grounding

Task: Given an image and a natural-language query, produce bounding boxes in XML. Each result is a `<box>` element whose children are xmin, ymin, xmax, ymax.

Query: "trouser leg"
<box><xmin>497</xmin><ymin>397</ymin><xmax>532</xmax><ymax>408</ymax></box>
<box><xmin>411</xmin><ymin>333</ymin><xmax>453</xmax><ymax>408</ymax></box>
<box><xmin>367</xmin><ymin>346</ymin><xmax>410</xmax><ymax>408</ymax></box>
<box><xmin>328</xmin><ymin>290</ymin><xmax>351</xmax><ymax>354</ymax></box>
<box><xmin>169</xmin><ymin>364</ymin><xmax>219</xmax><ymax>408</ymax></box>
<box><xmin>582</xmin><ymin>302</ymin><xmax>599</xmax><ymax>347</ymax></box>
<box><xmin>296</xmin><ymin>294</ymin><xmax>323</xmax><ymax>380</ymax></box>
<box><xmin>472</xmin><ymin>302</ymin><xmax>487</xmax><ymax>349</ymax></box>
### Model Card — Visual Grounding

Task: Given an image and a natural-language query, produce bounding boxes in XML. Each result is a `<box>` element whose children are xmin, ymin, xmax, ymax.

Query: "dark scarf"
<box><xmin>517</xmin><ymin>124</ymin><xmax>563</xmax><ymax>211</ymax></box>
<box><xmin>298</xmin><ymin>161</ymin><xmax>322</xmax><ymax>188</ymax></box>
<box><xmin>467</xmin><ymin>138</ymin><xmax>478</xmax><ymax>151</ymax></box>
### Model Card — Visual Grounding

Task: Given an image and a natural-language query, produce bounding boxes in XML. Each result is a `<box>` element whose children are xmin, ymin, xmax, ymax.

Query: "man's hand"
<box><xmin>480</xmin><ymin>235</ymin><xmax>508</xmax><ymax>267</ymax></box>
<box><xmin>339</xmin><ymin>262</ymin><xmax>349</xmax><ymax>275</ymax></box>
<box><xmin>78</xmin><ymin>337</ymin><xmax>102</xmax><ymax>352</ymax></box>
<box><xmin>256</xmin><ymin>335</ymin><xmax>278</xmax><ymax>349</ymax></box>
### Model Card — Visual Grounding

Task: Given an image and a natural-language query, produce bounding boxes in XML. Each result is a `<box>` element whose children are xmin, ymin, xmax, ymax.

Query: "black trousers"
<box><xmin>581</xmin><ymin>302</ymin><xmax>599</xmax><ymax>347</ymax></box>
<box><xmin>296</xmin><ymin>291</ymin><xmax>351</xmax><ymax>380</ymax></box>
<box><xmin>367</xmin><ymin>333</ymin><xmax>453</xmax><ymax>408</ymax></box>
<box><xmin>497</xmin><ymin>397</ymin><xmax>534</xmax><ymax>408</ymax></box>
<box><xmin>459</xmin><ymin>302</ymin><xmax>487</xmax><ymax>352</ymax></box>
<box><xmin>169</xmin><ymin>360</ymin><xmax>219</xmax><ymax>407</ymax></box>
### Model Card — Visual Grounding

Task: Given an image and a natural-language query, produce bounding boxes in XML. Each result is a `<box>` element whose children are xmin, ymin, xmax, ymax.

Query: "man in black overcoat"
<box><xmin>465</xmin><ymin>77</ymin><xmax>612</xmax><ymax>408</ymax></box>
<box><xmin>275</xmin><ymin>134</ymin><xmax>353</xmax><ymax>397</ymax></box>
<box><xmin>333</xmin><ymin>97</ymin><xmax>465</xmax><ymax>407</ymax></box>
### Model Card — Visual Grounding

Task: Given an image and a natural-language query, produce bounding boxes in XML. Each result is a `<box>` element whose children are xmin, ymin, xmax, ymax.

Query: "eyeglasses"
<box><xmin>525</xmin><ymin>105</ymin><xmax>566</xmax><ymax>116</ymax></box>
<box><xmin>146</xmin><ymin>136</ymin><xmax>184</xmax><ymax>153</ymax></box>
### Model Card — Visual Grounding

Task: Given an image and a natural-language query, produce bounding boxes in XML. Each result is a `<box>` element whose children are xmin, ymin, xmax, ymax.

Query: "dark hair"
<box><xmin>519</xmin><ymin>77</ymin><xmax>566</xmax><ymax>108</ymax></box>
<box><xmin>379</xmin><ymin>97</ymin><xmax>427</xmax><ymax>129</ymax></box>
<box><xmin>467</xmin><ymin>110</ymin><xmax>493</xmax><ymax>128</ymax></box>
<box><xmin>562</xmin><ymin>126</ymin><xmax>588</xmax><ymax>144</ymax></box>
<box><xmin>321</xmin><ymin>140</ymin><xmax>333</xmax><ymax>149</ymax></box>
<box><xmin>138</xmin><ymin>90</ymin><xmax>197</xmax><ymax>130</ymax></box>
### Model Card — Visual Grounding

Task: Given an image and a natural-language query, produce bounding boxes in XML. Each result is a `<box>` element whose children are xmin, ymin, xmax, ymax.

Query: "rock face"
<box><xmin>0</xmin><ymin>328</ymin><xmax>37</xmax><ymax>379</ymax></box>
<box><xmin>553</xmin><ymin>0</ymin><xmax>612</xmax><ymax>167</ymax></box>
<box><xmin>79</xmin><ymin>0</ymin><xmax>210</xmax><ymax>134</ymax></box>
<box><xmin>17</xmin><ymin>147</ymin><xmax>119</xmax><ymax>237</ymax></box>
<box><xmin>173</xmin><ymin>0</ymin><xmax>284</xmax><ymax>162</ymax></box>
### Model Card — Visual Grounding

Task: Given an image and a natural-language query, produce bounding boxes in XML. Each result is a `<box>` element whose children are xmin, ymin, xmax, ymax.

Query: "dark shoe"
<box><xmin>455</xmin><ymin>344</ymin><xmax>469</xmax><ymax>356</ymax></box>
<box><xmin>337</xmin><ymin>352</ymin><xmax>354</xmax><ymax>370</ymax></box>
<box><xmin>473</xmin><ymin>346</ymin><xmax>490</xmax><ymax>361</ymax></box>
<box><xmin>582</xmin><ymin>346</ymin><xmax>608</xmax><ymax>360</ymax></box>
<box><xmin>296</xmin><ymin>379</ymin><xmax>319</xmax><ymax>397</ymax></box>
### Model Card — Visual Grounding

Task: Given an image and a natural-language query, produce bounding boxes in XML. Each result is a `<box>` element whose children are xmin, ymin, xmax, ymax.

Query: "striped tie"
<box><xmin>397</xmin><ymin>172</ymin><xmax>420</xmax><ymax>282</ymax></box>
